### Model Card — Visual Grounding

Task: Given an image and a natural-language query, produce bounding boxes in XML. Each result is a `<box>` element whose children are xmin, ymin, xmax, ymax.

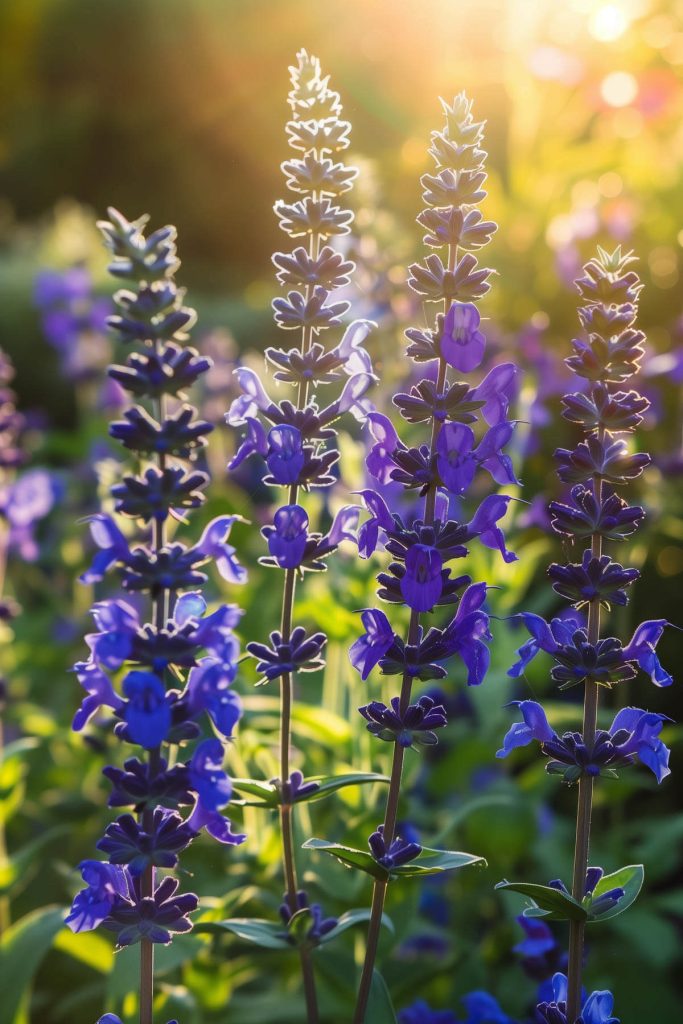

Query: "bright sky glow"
<box><xmin>589</xmin><ymin>4</ymin><xmax>629</xmax><ymax>41</ymax></box>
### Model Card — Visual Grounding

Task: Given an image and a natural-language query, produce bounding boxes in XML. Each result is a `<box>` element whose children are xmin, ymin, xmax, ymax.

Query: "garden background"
<box><xmin>0</xmin><ymin>1</ymin><xmax>682</xmax><ymax>1022</ymax></box>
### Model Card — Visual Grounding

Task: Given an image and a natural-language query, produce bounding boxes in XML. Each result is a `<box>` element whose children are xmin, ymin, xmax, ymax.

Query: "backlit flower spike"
<box><xmin>351</xmin><ymin>93</ymin><xmax>520</xmax><ymax>1022</ymax></box>
<box><xmin>68</xmin><ymin>211</ymin><xmax>246</xmax><ymax>1022</ymax></box>
<box><xmin>224</xmin><ymin>51</ymin><xmax>374</xmax><ymax>1016</ymax></box>
<box><xmin>505</xmin><ymin>248</ymin><xmax>675</xmax><ymax>1020</ymax></box>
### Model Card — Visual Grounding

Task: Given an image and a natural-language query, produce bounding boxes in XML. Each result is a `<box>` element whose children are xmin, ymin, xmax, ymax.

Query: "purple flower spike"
<box><xmin>265</xmin><ymin>504</ymin><xmax>309</xmax><ymax>569</ymax></box>
<box><xmin>401</xmin><ymin>544</ymin><xmax>444</xmax><ymax>612</ymax></box>
<box><xmin>440</xmin><ymin>301</ymin><xmax>486</xmax><ymax>371</ymax></box>
<box><xmin>349</xmin><ymin>608</ymin><xmax>396</xmax><ymax>680</ymax></box>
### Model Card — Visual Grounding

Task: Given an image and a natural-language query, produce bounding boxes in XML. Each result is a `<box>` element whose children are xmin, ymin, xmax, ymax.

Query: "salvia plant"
<box><xmin>315</xmin><ymin>94</ymin><xmax>522</xmax><ymax>1022</ymax></box>
<box><xmin>65</xmin><ymin>209</ymin><xmax>248</xmax><ymax>1024</ymax></box>
<box><xmin>223</xmin><ymin>49</ymin><xmax>376</xmax><ymax>1022</ymax></box>
<box><xmin>496</xmin><ymin>248</ymin><xmax>674</xmax><ymax>1023</ymax></box>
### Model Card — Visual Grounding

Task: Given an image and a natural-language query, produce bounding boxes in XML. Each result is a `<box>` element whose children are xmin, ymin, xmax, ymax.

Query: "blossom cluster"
<box><xmin>65</xmin><ymin>211</ymin><xmax>246</xmax><ymax>965</ymax></box>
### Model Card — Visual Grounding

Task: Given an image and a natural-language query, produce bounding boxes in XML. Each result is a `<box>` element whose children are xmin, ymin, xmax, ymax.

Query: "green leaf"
<box><xmin>230</xmin><ymin>779</ymin><xmax>280</xmax><ymax>807</ymax></box>
<box><xmin>194</xmin><ymin>918</ymin><xmax>291</xmax><ymax>950</ymax></box>
<box><xmin>495</xmin><ymin>880</ymin><xmax>588</xmax><ymax>921</ymax></box>
<box><xmin>302</xmin><ymin>838</ymin><xmax>389</xmax><ymax>880</ymax></box>
<box><xmin>0</xmin><ymin>905</ymin><xmax>66</xmax><ymax>1024</ymax></box>
<box><xmin>587</xmin><ymin>864</ymin><xmax>644</xmax><ymax>922</ymax></box>
<box><xmin>367</xmin><ymin>970</ymin><xmax>398</xmax><ymax>1024</ymax></box>
<box><xmin>320</xmin><ymin>907</ymin><xmax>394</xmax><ymax>945</ymax></box>
<box><xmin>231</xmin><ymin>772</ymin><xmax>388</xmax><ymax>808</ymax></box>
<box><xmin>390</xmin><ymin>847</ymin><xmax>486</xmax><ymax>878</ymax></box>
<box><xmin>302</xmin><ymin>839</ymin><xmax>485</xmax><ymax>881</ymax></box>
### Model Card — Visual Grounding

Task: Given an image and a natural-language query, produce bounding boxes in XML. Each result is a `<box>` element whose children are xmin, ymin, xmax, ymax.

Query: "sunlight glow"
<box><xmin>589</xmin><ymin>4</ymin><xmax>629</xmax><ymax>42</ymax></box>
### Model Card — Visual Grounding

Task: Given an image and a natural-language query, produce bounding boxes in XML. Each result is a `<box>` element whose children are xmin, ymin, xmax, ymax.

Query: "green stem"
<box><xmin>139</xmin><ymin>391</ymin><xmax>167</xmax><ymax>1024</ymax></box>
<box><xmin>566</xmin><ymin>447</ymin><xmax>604</xmax><ymax>1023</ymax></box>
<box><xmin>354</xmin><ymin>352</ymin><xmax>449</xmax><ymax>1024</ymax></box>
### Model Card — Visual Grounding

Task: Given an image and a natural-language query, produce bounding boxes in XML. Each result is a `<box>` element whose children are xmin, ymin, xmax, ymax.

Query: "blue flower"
<box><xmin>535</xmin><ymin>973</ymin><xmax>619</xmax><ymax>1024</ymax></box>
<box><xmin>121</xmin><ymin>671</ymin><xmax>172</xmax><ymax>749</ymax></box>
<box><xmin>266</xmin><ymin>425</ymin><xmax>305</xmax><ymax>484</ymax></box>
<box><xmin>440</xmin><ymin>301</ymin><xmax>486</xmax><ymax>372</ymax></box>
<box><xmin>400</xmin><ymin>544</ymin><xmax>444</xmax><ymax>612</ymax></box>
<box><xmin>72</xmin><ymin>661</ymin><xmax>124</xmax><ymax>731</ymax></box>
<box><xmin>368</xmin><ymin>824</ymin><xmax>422</xmax><ymax>869</ymax></box>
<box><xmin>187</xmin><ymin>654</ymin><xmax>242</xmax><ymax>737</ymax></box>
<box><xmin>194</xmin><ymin>515</ymin><xmax>247</xmax><ymax>584</ymax></box>
<box><xmin>469</xmin><ymin>362</ymin><xmax>520</xmax><ymax>426</ymax></box>
<box><xmin>440</xmin><ymin>582</ymin><xmax>491</xmax><ymax>686</ymax></box>
<box><xmin>97</xmin><ymin>808</ymin><xmax>197</xmax><ymax>874</ymax></box>
<box><xmin>186</xmin><ymin>739</ymin><xmax>246</xmax><ymax>845</ymax></box>
<box><xmin>436</xmin><ymin>421</ymin><xmax>519</xmax><ymax>495</ymax></box>
<box><xmin>103</xmin><ymin>874</ymin><xmax>198</xmax><ymax>948</ymax></box>
<box><xmin>496</xmin><ymin>699</ymin><xmax>671</xmax><ymax>783</ymax></box>
<box><xmin>466</xmin><ymin>494</ymin><xmax>518</xmax><ymax>563</ymax></box>
<box><xmin>264</xmin><ymin>504</ymin><xmax>309</xmax><ymax>568</ymax></box>
<box><xmin>226</xmin><ymin>366</ymin><xmax>276</xmax><ymax>425</ymax></box>
<box><xmin>80</xmin><ymin>515</ymin><xmax>131</xmax><ymax>583</ymax></box>
<box><xmin>357</xmin><ymin>488</ymin><xmax>395</xmax><ymax>557</ymax></box>
<box><xmin>359</xmin><ymin>694</ymin><xmax>448</xmax><ymax>747</ymax></box>
<box><xmin>247</xmin><ymin>626</ymin><xmax>326</xmax><ymax>684</ymax></box>
<box><xmin>622</xmin><ymin>619</ymin><xmax>673</xmax><ymax>687</ymax></box>
<box><xmin>65</xmin><ymin>860</ymin><xmax>130</xmax><ymax>933</ymax></box>
<box><xmin>349</xmin><ymin>608</ymin><xmax>397</xmax><ymax>680</ymax></box>
<box><xmin>366</xmin><ymin>412</ymin><xmax>404</xmax><ymax>484</ymax></box>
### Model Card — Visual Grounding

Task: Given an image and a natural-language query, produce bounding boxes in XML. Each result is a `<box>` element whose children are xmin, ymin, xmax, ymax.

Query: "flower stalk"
<box><xmin>66</xmin><ymin>210</ymin><xmax>247</xmax><ymax>1024</ymax></box>
<box><xmin>227</xmin><ymin>49</ymin><xmax>375</xmax><ymax>1022</ymax></box>
<box><xmin>352</xmin><ymin>93</ymin><xmax>518</xmax><ymax>1022</ymax></box>
<box><xmin>500</xmin><ymin>247</ymin><xmax>674</xmax><ymax>1024</ymax></box>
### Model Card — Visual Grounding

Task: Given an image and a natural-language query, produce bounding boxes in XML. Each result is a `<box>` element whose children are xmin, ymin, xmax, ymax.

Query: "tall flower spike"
<box><xmin>67</xmin><ymin>210</ymin><xmax>246</xmax><ymax>1024</ymax></box>
<box><xmin>500</xmin><ymin>247</ymin><xmax>671</xmax><ymax>1023</ymax></box>
<box><xmin>350</xmin><ymin>95</ymin><xmax>517</xmax><ymax>1023</ymax></box>
<box><xmin>227</xmin><ymin>51</ymin><xmax>374</xmax><ymax>1023</ymax></box>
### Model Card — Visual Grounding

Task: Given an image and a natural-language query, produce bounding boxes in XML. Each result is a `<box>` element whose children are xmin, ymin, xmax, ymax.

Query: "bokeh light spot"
<box><xmin>601</xmin><ymin>71</ymin><xmax>638</xmax><ymax>106</ymax></box>
<box><xmin>598</xmin><ymin>171</ymin><xmax>623</xmax><ymax>197</ymax></box>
